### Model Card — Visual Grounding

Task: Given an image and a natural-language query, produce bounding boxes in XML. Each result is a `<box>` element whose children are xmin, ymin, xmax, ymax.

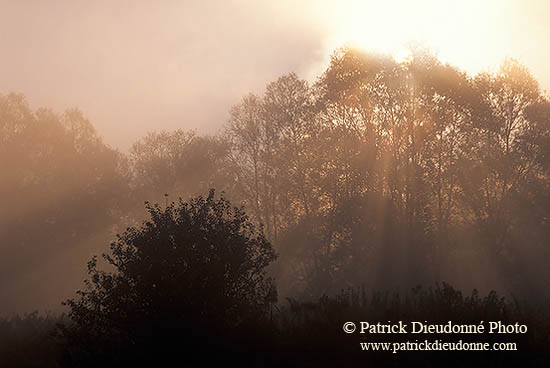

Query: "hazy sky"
<box><xmin>1</xmin><ymin>0</ymin><xmax>549</xmax><ymax>149</ymax></box>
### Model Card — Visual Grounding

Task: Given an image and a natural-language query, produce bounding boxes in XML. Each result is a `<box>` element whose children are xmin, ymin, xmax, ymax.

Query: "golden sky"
<box><xmin>317</xmin><ymin>0</ymin><xmax>550</xmax><ymax>78</ymax></box>
<box><xmin>1</xmin><ymin>0</ymin><xmax>548</xmax><ymax>148</ymax></box>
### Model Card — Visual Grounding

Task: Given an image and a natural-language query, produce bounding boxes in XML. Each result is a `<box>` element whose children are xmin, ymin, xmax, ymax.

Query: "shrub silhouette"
<box><xmin>61</xmin><ymin>189</ymin><xmax>277</xmax><ymax>365</ymax></box>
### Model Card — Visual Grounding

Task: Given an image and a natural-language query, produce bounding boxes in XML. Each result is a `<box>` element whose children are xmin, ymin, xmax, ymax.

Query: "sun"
<box><xmin>393</xmin><ymin>47</ymin><xmax>412</xmax><ymax>63</ymax></box>
<box><xmin>321</xmin><ymin>0</ymin><xmax>504</xmax><ymax>75</ymax></box>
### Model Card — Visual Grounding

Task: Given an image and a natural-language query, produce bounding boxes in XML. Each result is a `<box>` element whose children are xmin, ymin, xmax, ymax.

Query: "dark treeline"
<box><xmin>2</xmin><ymin>46</ymin><xmax>550</xmax><ymax>365</ymax></box>
<box><xmin>2</xmin><ymin>193</ymin><xmax>549</xmax><ymax>367</ymax></box>
<box><xmin>2</xmin><ymin>283</ymin><xmax>549</xmax><ymax>366</ymax></box>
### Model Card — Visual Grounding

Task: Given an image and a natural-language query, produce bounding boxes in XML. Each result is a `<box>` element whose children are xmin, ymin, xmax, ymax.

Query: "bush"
<box><xmin>60</xmin><ymin>190</ymin><xmax>277</xmax><ymax>366</ymax></box>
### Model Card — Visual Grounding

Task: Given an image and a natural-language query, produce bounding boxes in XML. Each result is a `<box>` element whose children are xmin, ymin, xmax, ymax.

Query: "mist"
<box><xmin>0</xmin><ymin>0</ymin><xmax>329</xmax><ymax>149</ymax></box>
<box><xmin>1</xmin><ymin>1</ymin><xmax>549</xmax><ymax>149</ymax></box>
<box><xmin>2</xmin><ymin>2</ymin><xmax>550</xmax><ymax>366</ymax></box>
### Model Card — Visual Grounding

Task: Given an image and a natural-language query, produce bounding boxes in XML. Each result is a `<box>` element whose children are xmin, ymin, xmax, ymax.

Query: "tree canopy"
<box><xmin>62</xmin><ymin>190</ymin><xmax>277</xmax><ymax>364</ymax></box>
<box><xmin>2</xmin><ymin>46</ymin><xmax>550</xmax><ymax>315</ymax></box>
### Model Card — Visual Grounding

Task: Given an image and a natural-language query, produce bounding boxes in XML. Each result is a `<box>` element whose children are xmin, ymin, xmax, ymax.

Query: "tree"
<box><xmin>128</xmin><ymin>130</ymin><xmax>234</xmax><ymax>213</ymax></box>
<box><xmin>62</xmin><ymin>190</ymin><xmax>277</xmax><ymax>365</ymax></box>
<box><xmin>0</xmin><ymin>93</ymin><xmax>128</xmax><ymax>314</ymax></box>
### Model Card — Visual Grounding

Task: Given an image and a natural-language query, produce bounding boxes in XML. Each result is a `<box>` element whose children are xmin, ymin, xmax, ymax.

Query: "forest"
<box><xmin>1</xmin><ymin>47</ymin><xmax>550</xmax><ymax>366</ymax></box>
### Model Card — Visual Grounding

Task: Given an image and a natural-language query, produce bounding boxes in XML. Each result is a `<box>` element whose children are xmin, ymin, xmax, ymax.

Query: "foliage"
<box><xmin>3</xmin><ymin>45</ymin><xmax>550</xmax><ymax>337</ymax></box>
<box><xmin>223</xmin><ymin>48</ymin><xmax>550</xmax><ymax>300</ymax></box>
<box><xmin>60</xmin><ymin>190</ymin><xmax>277</xmax><ymax>365</ymax></box>
<box><xmin>0</xmin><ymin>93</ymin><xmax>128</xmax><ymax>313</ymax></box>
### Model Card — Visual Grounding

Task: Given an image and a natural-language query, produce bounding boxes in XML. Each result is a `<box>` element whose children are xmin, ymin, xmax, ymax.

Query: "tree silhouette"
<box><xmin>128</xmin><ymin>130</ymin><xmax>234</xmax><ymax>213</ymax></box>
<box><xmin>62</xmin><ymin>190</ymin><xmax>277</xmax><ymax>365</ymax></box>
